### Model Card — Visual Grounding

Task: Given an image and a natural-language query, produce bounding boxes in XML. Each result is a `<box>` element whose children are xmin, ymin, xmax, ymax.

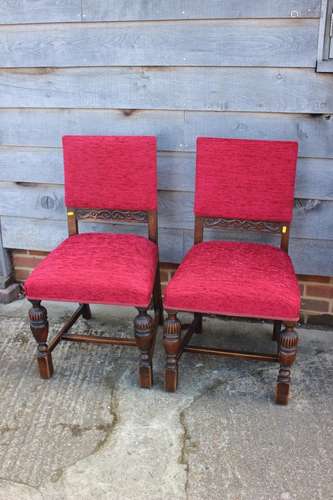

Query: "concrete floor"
<box><xmin>0</xmin><ymin>299</ymin><xmax>332</xmax><ymax>500</ymax></box>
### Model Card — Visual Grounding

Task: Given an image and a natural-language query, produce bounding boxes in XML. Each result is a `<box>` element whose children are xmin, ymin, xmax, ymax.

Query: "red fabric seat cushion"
<box><xmin>24</xmin><ymin>233</ymin><xmax>158</xmax><ymax>308</ymax></box>
<box><xmin>195</xmin><ymin>138</ymin><xmax>298</xmax><ymax>223</ymax></box>
<box><xmin>63</xmin><ymin>135</ymin><xmax>157</xmax><ymax>211</ymax></box>
<box><xmin>164</xmin><ymin>241</ymin><xmax>300</xmax><ymax>321</ymax></box>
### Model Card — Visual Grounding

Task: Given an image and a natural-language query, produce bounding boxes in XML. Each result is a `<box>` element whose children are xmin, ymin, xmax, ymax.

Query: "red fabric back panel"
<box><xmin>195</xmin><ymin>138</ymin><xmax>298</xmax><ymax>223</ymax></box>
<box><xmin>63</xmin><ymin>136</ymin><xmax>157</xmax><ymax>211</ymax></box>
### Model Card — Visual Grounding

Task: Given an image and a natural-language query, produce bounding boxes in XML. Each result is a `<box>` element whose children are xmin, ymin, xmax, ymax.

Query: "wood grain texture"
<box><xmin>0</xmin><ymin>20</ymin><xmax>318</xmax><ymax>68</ymax></box>
<box><xmin>1</xmin><ymin>67</ymin><xmax>332</xmax><ymax>113</ymax></box>
<box><xmin>1</xmin><ymin>110</ymin><xmax>332</xmax><ymax>159</ymax></box>
<box><xmin>0</xmin><ymin>217</ymin><xmax>184</xmax><ymax>263</ymax></box>
<box><xmin>0</xmin><ymin>0</ymin><xmax>81</xmax><ymax>24</ymax></box>
<box><xmin>82</xmin><ymin>0</ymin><xmax>321</xmax><ymax>21</ymax></box>
<box><xmin>1</xmin><ymin>148</ymin><xmax>332</xmax><ymax>200</ymax></box>
<box><xmin>0</xmin><ymin>184</ymin><xmax>332</xmax><ymax>241</ymax></box>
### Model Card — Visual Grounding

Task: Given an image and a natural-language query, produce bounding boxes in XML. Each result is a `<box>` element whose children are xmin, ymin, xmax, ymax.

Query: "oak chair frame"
<box><xmin>163</xmin><ymin>215</ymin><xmax>298</xmax><ymax>405</ymax></box>
<box><xmin>29</xmin><ymin>207</ymin><xmax>163</xmax><ymax>389</ymax></box>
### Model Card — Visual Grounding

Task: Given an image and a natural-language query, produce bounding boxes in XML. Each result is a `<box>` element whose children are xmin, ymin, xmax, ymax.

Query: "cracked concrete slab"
<box><xmin>0</xmin><ymin>300</ymin><xmax>332</xmax><ymax>500</ymax></box>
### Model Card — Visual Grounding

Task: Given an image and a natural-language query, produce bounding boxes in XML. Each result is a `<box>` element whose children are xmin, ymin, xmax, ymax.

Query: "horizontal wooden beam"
<box><xmin>48</xmin><ymin>303</ymin><xmax>84</xmax><ymax>352</ymax></box>
<box><xmin>0</xmin><ymin>0</ymin><xmax>81</xmax><ymax>24</ymax></box>
<box><xmin>183</xmin><ymin>345</ymin><xmax>278</xmax><ymax>362</ymax></box>
<box><xmin>0</xmin><ymin>217</ymin><xmax>184</xmax><ymax>263</ymax></box>
<box><xmin>1</xmin><ymin>110</ymin><xmax>332</xmax><ymax>159</ymax></box>
<box><xmin>61</xmin><ymin>333</ymin><xmax>137</xmax><ymax>346</ymax></box>
<box><xmin>0</xmin><ymin>185</ymin><xmax>331</xmax><ymax>240</ymax></box>
<box><xmin>0</xmin><ymin>0</ymin><xmax>320</xmax><ymax>25</ymax></box>
<box><xmin>2</xmin><ymin>215</ymin><xmax>333</xmax><ymax>275</ymax></box>
<box><xmin>1</xmin><ymin>66</ymin><xmax>332</xmax><ymax>113</ymax></box>
<box><xmin>0</xmin><ymin>21</ymin><xmax>317</xmax><ymax>68</ymax></box>
<box><xmin>82</xmin><ymin>0</ymin><xmax>321</xmax><ymax>22</ymax></box>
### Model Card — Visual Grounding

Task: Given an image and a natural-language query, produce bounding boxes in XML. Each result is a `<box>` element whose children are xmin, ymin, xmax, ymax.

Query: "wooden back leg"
<box><xmin>272</xmin><ymin>320</ymin><xmax>282</xmax><ymax>341</ymax></box>
<box><xmin>81</xmin><ymin>303</ymin><xmax>92</xmax><ymax>320</ymax></box>
<box><xmin>29</xmin><ymin>300</ymin><xmax>54</xmax><ymax>379</ymax></box>
<box><xmin>194</xmin><ymin>313</ymin><xmax>203</xmax><ymax>334</ymax></box>
<box><xmin>153</xmin><ymin>265</ymin><xmax>164</xmax><ymax>326</ymax></box>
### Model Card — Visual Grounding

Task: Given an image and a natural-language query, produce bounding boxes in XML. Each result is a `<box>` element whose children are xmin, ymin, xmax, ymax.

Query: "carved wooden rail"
<box><xmin>75</xmin><ymin>209</ymin><xmax>148</xmax><ymax>224</ymax></box>
<box><xmin>202</xmin><ymin>217</ymin><xmax>283</xmax><ymax>233</ymax></box>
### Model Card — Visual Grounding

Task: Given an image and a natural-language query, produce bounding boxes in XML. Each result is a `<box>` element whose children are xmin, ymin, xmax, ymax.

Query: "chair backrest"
<box><xmin>195</xmin><ymin>137</ymin><xmax>298</xmax><ymax>223</ymax></box>
<box><xmin>63</xmin><ymin>135</ymin><xmax>157</xmax><ymax>211</ymax></box>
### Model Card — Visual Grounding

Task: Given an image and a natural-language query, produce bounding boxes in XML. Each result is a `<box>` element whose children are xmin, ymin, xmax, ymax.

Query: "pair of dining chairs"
<box><xmin>24</xmin><ymin>135</ymin><xmax>300</xmax><ymax>405</ymax></box>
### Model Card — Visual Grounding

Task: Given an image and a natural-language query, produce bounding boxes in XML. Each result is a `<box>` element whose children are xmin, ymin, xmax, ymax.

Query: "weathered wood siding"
<box><xmin>0</xmin><ymin>1</ymin><xmax>332</xmax><ymax>276</ymax></box>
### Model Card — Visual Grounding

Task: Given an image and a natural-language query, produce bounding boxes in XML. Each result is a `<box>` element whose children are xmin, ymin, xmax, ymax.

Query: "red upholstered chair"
<box><xmin>163</xmin><ymin>137</ymin><xmax>300</xmax><ymax>405</ymax></box>
<box><xmin>24</xmin><ymin>136</ymin><xmax>163</xmax><ymax>388</ymax></box>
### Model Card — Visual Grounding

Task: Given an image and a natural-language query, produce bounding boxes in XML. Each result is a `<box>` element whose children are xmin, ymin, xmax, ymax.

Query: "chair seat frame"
<box><xmin>163</xmin><ymin>215</ymin><xmax>298</xmax><ymax>405</ymax></box>
<box><xmin>28</xmin><ymin>207</ymin><xmax>163</xmax><ymax>389</ymax></box>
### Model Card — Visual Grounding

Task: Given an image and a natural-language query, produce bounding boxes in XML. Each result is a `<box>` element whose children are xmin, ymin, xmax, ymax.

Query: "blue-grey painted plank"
<box><xmin>0</xmin><ymin>185</ymin><xmax>332</xmax><ymax>241</ymax></box>
<box><xmin>1</xmin><ymin>215</ymin><xmax>332</xmax><ymax>275</ymax></box>
<box><xmin>185</xmin><ymin>112</ymin><xmax>333</xmax><ymax>158</ymax></box>
<box><xmin>1</xmin><ymin>67</ymin><xmax>332</xmax><ymax>113</ymax></box>
<box><xmin>0</xmin><ymin>1</ymin><xmax>81</xmax><ymax>24</ymax></box>
<box><xmin>82</xmin><ymin>0</ymin><xmax>321</xmax><ymax>21</ymax></box>
<box><xmin>0</xmin><ymin>21</ymin><xmax>317</xmax><ymax>68</ymax></box>
<box><xmin>0</xmin><ymin>217</ymin><xmax>183</xmax><ymax>263</ymax></box>
<box><xmin>0</xmin><ymin>109</ymin><xmax>185</xmax><ymax>152</ymax></box>
<box><xmin>1</xmin><ymin>110</ymin><xmax>333</xmax><ymax>159</ymax></box>
<box><xmin>0</xmin><ymin>147</ymin><xmax>194</xmax><ymax>189</ymax></box>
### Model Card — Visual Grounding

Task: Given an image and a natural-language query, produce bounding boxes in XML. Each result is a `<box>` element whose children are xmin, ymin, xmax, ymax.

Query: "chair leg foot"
<box><xmin>165</xmin><ymin>367</ymin><xmax>178</xmax><ymax>392</ymax></box>
<box><xmin>134</xmin><ymin>308</ymin><xmax>154</xmax><ymax>389</ymax></box>
<box><xmin>276</xmin><ymin>381</ymin><xmax>290</xmax><ymax>405</ymax></box>
<box><xmin>163</xmin><ymin>312</ymin><xmax>181</xmax><ymax>392</ymax></box>
<box><xmin>139</xmin><ymin>365</ymin><xmax>153</xmax><ymax>389</ymax></box>
<box><xmin>37</xmin><ymin>352</ymin><xmax>54</xmax><ymax>379</ymax></box>
<box><xmin>29</xmin><ymin>300</ymin><xmax>54</xmax><ymax>379</ymax></box>
<box><xmin>81</xmin><ymin>303</ymin><xmax>92</xmax><ymax>320</ymax></box>
<box><xmin>275</xmin><ymin>322</ymin><xmax>298</xmax><ymax>405</ymax></box>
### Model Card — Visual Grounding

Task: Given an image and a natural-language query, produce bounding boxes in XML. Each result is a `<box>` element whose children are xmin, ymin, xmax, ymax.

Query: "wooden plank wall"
<box><xmin>0</xmin><ymin>0</ymin><xmax>332</xmax><ymax>276</ymax></box>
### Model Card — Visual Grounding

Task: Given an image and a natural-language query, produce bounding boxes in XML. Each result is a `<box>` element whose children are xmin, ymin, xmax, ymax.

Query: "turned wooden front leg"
<box><xmin>163</xmin><ymin>312</ymin><xmax>181</xmax><ymax>392</ymax></box>
<box><xmin>276</xmin><ymin>322</ymin><xmax>298</xmax><ymax>405</ymax></box>
<box><xmin>29</xmin><ymin>300</ymin><xmax>54</xmax><ymax>379</ymax></box>
<box><xmin>134</xmin><ymin>308</ymin><xmax>154</xmax><ymax>389</ymax></box>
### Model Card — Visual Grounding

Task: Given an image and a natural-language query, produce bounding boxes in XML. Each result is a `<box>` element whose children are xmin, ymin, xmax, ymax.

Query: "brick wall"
<box><xmin>11</xmin><ymin>249</ymin><xmax>333</xmax><ymax>325</ymax></box>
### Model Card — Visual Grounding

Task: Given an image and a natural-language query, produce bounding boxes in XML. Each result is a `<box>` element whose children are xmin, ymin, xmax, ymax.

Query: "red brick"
<box><xmin>12</xmin><ymin>249</ymin><xmax>29</xmax><ymax>256</ymax></box>
<box><xmin>299</xmin><ymin>284</ymin><xmax>305</xmax><ymax>296</ymax></box>
<box><xmin>14</xmin><ymin>269</ymin><xmax>31</xmax><ymax>281</ymax></box>
<box><xmin>306</xmin><ymin>285</ymin><xmax>333</xmax><ymax>299</ymax></box>
<box><xmin>301</xmin><ymin>298</ymin><xmax>330</xmax><ymax>313</ymax></box>
<box><xmin>160</xmin><ymin>262</ymin><xmax>178</xmax><ymax>271</ymax></box>
<box><xmin>160</xmin><ymin>270</ymin><xmax>169</xmax><ymax>282</ymax></box>
<box><xmin>30</xmin><ymin>250</ymin><xmax>49</xmax><ymax>257</ymax></box>
<box><xmin>12</xmin><ymin>255</ymin><xmax>45</xmax><ymax>268</ymax></box>
<box><xmin>297</xmin><ymin>275</ymin><xmax>331</xmax><ymax>283</ymax></box>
